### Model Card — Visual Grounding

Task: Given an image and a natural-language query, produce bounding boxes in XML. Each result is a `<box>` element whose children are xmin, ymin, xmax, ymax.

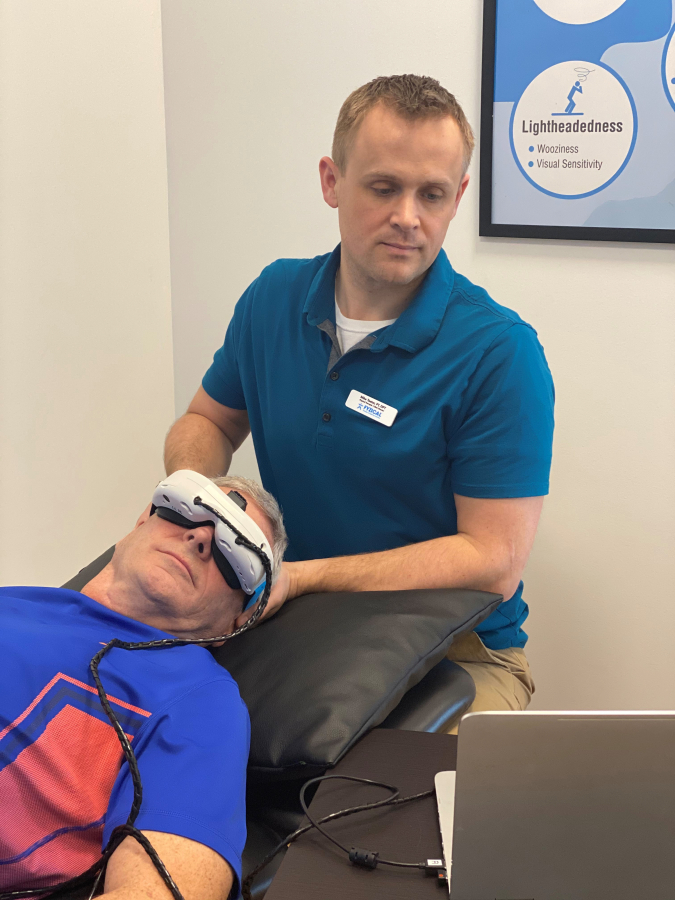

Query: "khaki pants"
<box><xmin>445</xmin><ymin>631</ymin><xmax>535</xmax><ymax>735</ymax></box>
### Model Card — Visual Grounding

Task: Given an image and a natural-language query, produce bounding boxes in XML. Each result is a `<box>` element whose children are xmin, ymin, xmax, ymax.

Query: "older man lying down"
<box><xmin>0</xmin><ymin>472</ymin><xmax>287</xmax><ymax>900</ymax></box>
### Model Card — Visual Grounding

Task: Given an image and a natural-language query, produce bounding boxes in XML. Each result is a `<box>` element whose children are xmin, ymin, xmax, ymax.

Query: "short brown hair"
<box><xmin>332</xmin><ymin>74</ymin><xmax>475</xmax><ymax>174</ymax></box>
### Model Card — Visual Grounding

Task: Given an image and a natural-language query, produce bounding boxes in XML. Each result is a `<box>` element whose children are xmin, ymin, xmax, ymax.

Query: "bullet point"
<box><xmin>529</xmin><ymin>146</ymin><xmax>534</xmax><ymax>152</ymax></box>
<box><xmin>528</xmin><ymin>161</ymin><xmax>534</xmax><ymax>167</ymax></box>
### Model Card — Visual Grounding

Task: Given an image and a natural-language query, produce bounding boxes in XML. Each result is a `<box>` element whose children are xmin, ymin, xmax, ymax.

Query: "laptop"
<box><xmin>435</xmin><ymin>710</ymin><xmax>675</xmax><ymax>900</ymax></box>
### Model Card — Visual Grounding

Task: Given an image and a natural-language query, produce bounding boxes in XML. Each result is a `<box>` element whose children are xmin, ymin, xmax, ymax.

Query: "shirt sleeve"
<box><xmin>201</xmin><ymin>283</ymin><xmax>255</xmax><ymax>411</ymax></box>
<box><xmin>103</xmin><ymin>677</ymin><xmax>250</xmax><ymax>898</ymax></box>
<box><xmin>448</xmin><ymin>322</ymin><xmax>555</xmax><ymax>498</ymax></box>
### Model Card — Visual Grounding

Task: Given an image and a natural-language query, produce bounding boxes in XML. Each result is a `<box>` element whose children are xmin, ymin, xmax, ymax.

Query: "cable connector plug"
<box><xmin>423</xmin><ymin>859</ymin><xmax>447</xmax><ymax>885</ymax></box>
<box><xmin>349</xmin><ymin>847</ymin><xmax>379</xmax><ymax>869</ymax></box>
<box><xmin>423</xmin><ymin>858</ymin><xmax>445</xmax><ymax>872</ymax></box>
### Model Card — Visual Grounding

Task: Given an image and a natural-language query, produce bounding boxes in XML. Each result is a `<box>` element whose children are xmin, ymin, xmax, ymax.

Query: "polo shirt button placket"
<box><xmin>330</xmin><ymin>371</ymin><xmax>339</xmax><ymax>381</ymax></box>
<box><xmin>322</xmin><ymin>412</ymin><xmax>331</xmax><ymax>422</ymax></box>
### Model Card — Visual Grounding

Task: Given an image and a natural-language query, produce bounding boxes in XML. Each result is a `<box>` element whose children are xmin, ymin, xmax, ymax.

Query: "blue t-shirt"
<box><xmin>203</xmin><ymin>246</ymin><xmax>555</xmax><ymax>649</ymax></box>
<box><xmin>0</xmin><ymin>586</ymin><xmax>249</xmax><ymax>896</ymax></box>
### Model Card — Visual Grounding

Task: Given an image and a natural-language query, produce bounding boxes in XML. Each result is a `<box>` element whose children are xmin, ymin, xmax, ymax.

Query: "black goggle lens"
<box><xmin>155</xmin><ymin>506</ymin><xmax>200</xmax><ymax>529</ymax></box>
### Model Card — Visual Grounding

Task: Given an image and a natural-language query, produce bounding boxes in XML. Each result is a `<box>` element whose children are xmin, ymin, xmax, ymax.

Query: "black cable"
<box><xmin>300</xmin><ymin>776</ymin><xmax>400</xmax><ymax>849</ymax></box>
<box><xmin>300</xmin><ymin>777</ymin><xmax>390</xmax><ymax>859</ymax></box>
<box><xmin>241</xmin><ymin>779</ymin><xmax>435</xmax><ymax>900</ymax></box>
<box><xmin>301</xmin><ymin>776</ymin><xmax>431</xmax><ymax>867</ymax></box>
<box><xmin>0</xmin><ymin>497</ymin><xmax>272</xmax><ymax>900</ymax></box>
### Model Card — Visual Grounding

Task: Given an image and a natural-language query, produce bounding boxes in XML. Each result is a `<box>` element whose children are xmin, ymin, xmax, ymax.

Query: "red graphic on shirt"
<box><xmin>0</xmin><ymin>672</ymin><xmax>149</xmax><ymax>744</ymax></box>
<box><xmin>0</xmin><ymin>674</ymin><xmax>150</xmax><ymax>891</ymax></box>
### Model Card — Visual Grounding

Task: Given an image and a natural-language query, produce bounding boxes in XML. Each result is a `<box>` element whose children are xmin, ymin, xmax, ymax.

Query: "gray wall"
<box><xmin>161</xmin><ymin>0</ymin><xmax>675</xmax><ymax>709</ymax></box>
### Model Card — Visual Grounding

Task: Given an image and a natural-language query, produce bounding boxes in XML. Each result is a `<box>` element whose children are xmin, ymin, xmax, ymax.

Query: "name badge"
<box><xmin>345</xmin><ymin>390</ymin><xmax>398</xmax><ymax>427</ymax></box>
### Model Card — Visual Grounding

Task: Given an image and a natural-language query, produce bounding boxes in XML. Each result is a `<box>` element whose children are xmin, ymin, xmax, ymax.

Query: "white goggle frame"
<box><xmin>151</xmin><ymin>470</ymin><xmax>271</xmax><ymax>605</ymax></box>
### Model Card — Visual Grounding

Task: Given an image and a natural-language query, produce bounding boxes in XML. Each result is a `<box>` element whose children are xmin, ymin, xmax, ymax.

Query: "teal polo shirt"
<box><xmin>203</xmin><ymin>245</ymin><xmax>554</xmax><ymax>650</ymax></box>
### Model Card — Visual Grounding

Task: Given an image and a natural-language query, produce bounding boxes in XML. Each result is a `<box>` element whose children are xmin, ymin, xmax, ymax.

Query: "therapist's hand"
<box><xmin>234</xmin><ymin>561</ymin><xmax>303</xmax><ymax>629</ymax></box>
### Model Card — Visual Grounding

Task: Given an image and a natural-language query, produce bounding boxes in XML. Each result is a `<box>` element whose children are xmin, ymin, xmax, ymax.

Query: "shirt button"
<box><xmin>330</xmin><ymin>371</ymin><xmax>339</xmax><ymax>381</ymax></box>
<box><xmin>322</xmin><ymin>412</ymin><xmax>332</xmax><ymax>422</ymax></box>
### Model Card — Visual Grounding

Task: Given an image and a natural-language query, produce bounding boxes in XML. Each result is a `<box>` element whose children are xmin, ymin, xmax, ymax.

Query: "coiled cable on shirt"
<box><xmin>0</xmin><ymin>497</ymin><xmax>272</xmax><ymax>900</ymax></box>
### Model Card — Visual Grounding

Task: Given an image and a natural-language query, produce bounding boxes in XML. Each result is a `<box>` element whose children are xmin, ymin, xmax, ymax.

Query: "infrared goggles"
<box><xmin>150</xmin><ymin>470</ymin><xmax>271</xmax><ymax>611</ymax></box>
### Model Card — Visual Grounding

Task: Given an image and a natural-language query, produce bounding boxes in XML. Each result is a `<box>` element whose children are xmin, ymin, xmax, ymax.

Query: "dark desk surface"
<box><xmin>265</xmin><ymin>729</ymin><xmax>457</xmax><ymax>900</ymax></box>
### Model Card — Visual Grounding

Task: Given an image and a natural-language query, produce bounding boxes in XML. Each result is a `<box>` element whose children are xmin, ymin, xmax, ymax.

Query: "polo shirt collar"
<box><xmin>303</xmin><ymin>244</ymin><xmax>455</xmax><ymax>354</ymax></box>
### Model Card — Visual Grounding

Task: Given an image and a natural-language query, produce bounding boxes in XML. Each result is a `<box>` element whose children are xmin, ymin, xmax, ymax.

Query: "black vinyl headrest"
<box><xmin>212</xmin><ymin>587</ymin><xmax>501</xmax><ymax>779</ymax></box>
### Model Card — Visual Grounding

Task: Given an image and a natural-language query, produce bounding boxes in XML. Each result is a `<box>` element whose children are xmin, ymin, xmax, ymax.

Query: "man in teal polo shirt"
<box><xmin>164</xmin><ymin>74</ymin><xmax>554</xmax><ymax>720</ymax></box>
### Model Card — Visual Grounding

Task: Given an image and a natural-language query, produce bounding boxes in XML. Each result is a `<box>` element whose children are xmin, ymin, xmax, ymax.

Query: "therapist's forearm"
<box><xmin>164</xmin><ymin>413</ymin><xmax>234</xmax><ymax>477</ymax></box>
<box><xmin>289</xmin><ymin>533</ymin><xmax>519</xmax><ymax>602</ymax></box>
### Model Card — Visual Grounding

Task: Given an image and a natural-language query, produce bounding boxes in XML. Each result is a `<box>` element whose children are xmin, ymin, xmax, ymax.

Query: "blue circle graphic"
<box><xmin>663</xmin><ymin>24</ymin><xmax>675</xmax><ymax>114</ymax></box>
<box><xmin>509</xmin><ymin>60</ymin><xmax>638</xmax><ymax>200</ymax></box>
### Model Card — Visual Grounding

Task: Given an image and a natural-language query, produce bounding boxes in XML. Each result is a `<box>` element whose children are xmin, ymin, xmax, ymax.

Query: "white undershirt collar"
<box><xmin>334</xmin><ymin>298</ymin><xmax>397</xmax><ymax>355</ymax></box>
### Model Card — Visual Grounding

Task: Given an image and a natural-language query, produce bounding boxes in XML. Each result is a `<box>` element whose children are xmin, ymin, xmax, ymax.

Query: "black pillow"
<box><xmin>212</xmin><ymin>587</ymin><xmax>500</xmax><ymax>778</ymax></box>
<box><xmin>62</xmin><ymin>550</ymin><xmax>500</xmax><ymax>779</ymax></box>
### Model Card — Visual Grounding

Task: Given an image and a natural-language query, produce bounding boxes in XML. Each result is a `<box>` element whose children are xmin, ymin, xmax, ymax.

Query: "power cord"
<box><xmin>241</xmin><ymin>775</ymin><xmax>445</xmax><ymax>900</ymax></box>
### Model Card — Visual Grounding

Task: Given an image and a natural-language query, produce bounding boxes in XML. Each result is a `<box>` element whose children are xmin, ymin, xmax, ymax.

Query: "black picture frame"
<box><xmin>479</xmin><ymin>0</ymin><xmax>675</xmax><ymax>244</ymax></box>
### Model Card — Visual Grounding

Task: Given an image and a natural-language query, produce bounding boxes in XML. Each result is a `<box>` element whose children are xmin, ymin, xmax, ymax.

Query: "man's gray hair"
<box><xmin>211</xmin><ymin>475</ymin><xmax>288</xmax><ymax>583</ymax></box>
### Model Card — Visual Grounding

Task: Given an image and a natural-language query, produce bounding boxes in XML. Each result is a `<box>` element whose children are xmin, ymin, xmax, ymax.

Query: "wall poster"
<box><xmin>480</xmin><ymin>0</ymin><xmax>675</xmax><ymax>243</ymax></box>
